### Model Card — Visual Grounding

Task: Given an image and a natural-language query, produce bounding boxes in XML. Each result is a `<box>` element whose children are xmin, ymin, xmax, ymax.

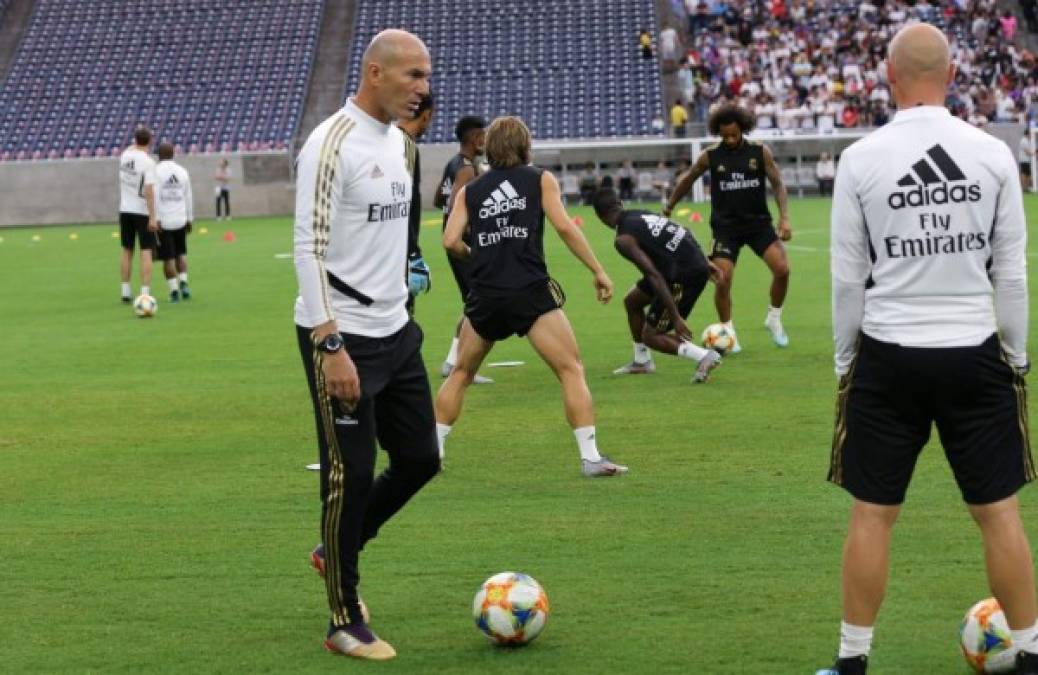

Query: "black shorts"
<box><xmin>1021</xmin><ymin>161</ymin><xmax>1032</xmax><ymax>177</ymax></box>
<box><xmin>709</xmin><ymin>225</ymin><xmax>778</xmax><ymax>263</ymax></box>
<box><xmin>156</xmin><ymin>228</ymin><xmax>187</xmax><ymax>260</ymax></box>
<box><xmin>119</xmin><ymin>212</ymin><xmax>156</xmax><ymax>251</ymax></box>
<box><xmin>829</xmin><ymin>333</ymin><xmax>1034</xmax><ymax>506</ymax></box>
<box><xmin>465</xmin><ymin>278</ymin><xmax>566</xmax><ymax>342</ymax></box>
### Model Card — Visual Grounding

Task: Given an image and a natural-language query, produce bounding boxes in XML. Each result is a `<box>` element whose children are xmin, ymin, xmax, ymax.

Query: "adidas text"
<box><xmin>479</xmin><ymin>196</ymin><xmax>526</xmax><ymax>219</ymax></box>
<box><xmin>887</xmin><ymin>182</ymin><xmax>981</xmax><ymax>210</ymax></box>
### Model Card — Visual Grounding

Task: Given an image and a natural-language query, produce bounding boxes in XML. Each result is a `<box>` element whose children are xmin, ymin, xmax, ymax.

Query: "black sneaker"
<box><xmin>815</xmin><ymin>655</ymin><xmax>867</xmax><ymax>675</ymax></box>
<box><xmin>169</xmin><ymin>289</ymin><xmax>180</xmax><ymax>303</ymax></box>
<box><xmin>1018</xmin><ymin>651</ymin><xmax>1038</xmax><ymax>675</ymax></box>
<box><xmin>179</xmin><ymin>281</ymin><xmax>191</xmax><ymax>300</ymax></box>
<box><xmin>121</xmin><ymin>295</ymin><xmax>132</xmax><ymax>304</ymax></box>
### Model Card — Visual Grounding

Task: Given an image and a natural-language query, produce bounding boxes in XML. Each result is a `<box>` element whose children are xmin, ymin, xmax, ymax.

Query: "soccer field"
<box><xmin>2</xmin><ymin>197</ymin><xmax>1037</xmax><ymax>674</ymax></box>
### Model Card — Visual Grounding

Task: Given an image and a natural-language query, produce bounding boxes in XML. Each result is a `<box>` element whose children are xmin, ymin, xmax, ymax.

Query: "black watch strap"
<box><xmin>317</xmin><ymin>333</ymin><xmax>344</xmax><ymax>354</ymax></box>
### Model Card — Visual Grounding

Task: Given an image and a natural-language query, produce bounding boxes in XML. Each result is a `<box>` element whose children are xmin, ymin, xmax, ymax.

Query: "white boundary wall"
<box><xmin>0</xmin><ymin>124</ymin><xmax>1028</xmax><ymax>227</ymax></box>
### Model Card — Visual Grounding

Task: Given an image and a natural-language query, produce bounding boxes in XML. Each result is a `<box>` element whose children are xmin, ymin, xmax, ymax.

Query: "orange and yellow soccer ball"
<box><xmin>701</xmin><ymin>323</ymin><xmax>734</xmax><ymax>355</ymax></box>
<box><xmin>472</xmin><ymin>572</ymin><xmax>549</xmax><ymax>645</ymax></box>
<box><xmin>961</xmin><ymin>597</ymin><xmax>1015</xmax><ymax>673</ymax></box>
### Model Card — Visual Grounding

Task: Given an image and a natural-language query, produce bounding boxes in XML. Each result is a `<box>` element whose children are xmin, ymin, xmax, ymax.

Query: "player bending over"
<box><xmin>663</xmin><ymin>104</ymin><xmax>792</xmax><ymax>351</ymax></box>
<box><xmin>435</xmin><ymin>116</ymin><xmax>627</xmax><ymax>477</ymax></box>
<box><xmin>592</xmin><ymin>187</ymin><xmax>723</xmax><ymax>382</ymax></box>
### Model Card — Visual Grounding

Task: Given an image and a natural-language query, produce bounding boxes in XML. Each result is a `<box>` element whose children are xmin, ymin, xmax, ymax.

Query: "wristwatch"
<box><xmin>317</xmin><ymin>333</ymin><xmax>344</xmax><ymax>355</ymax></box>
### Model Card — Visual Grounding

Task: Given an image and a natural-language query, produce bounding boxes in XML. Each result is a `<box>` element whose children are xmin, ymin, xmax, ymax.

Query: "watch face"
<box><xmin>322</xmin><ymin>335</ymin><xmax>342</xmax><ymax>352</ymax></box>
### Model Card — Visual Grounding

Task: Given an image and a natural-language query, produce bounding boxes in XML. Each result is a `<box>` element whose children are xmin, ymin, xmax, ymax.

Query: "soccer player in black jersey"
<box><xmin>435</xmin><ymin>116</ymin><xmax>493</xmax><ymax>383</ymax></box>
<box><xmin>592</xmin><ymin>187</ymin><xmax>723</xmax><ymax>382</ymax></box>
<box><xmin>435</xmin><ymin>116</ymin><xmax>628</xmax><ymax>477</ymax></box>
<box><xmin>397</xmin><ymin>91</ymin><xmax>434</xmax><ymax>315</ymax></box>
<box><xmin>663</xmin><ymin>104</ymin><xmax>792</xmax><ymax>351</ymax></box>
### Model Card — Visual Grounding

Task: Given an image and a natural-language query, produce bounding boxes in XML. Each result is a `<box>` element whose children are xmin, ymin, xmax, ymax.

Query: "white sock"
<box><xmin>633</xmin><ymin>342</ymin><xmax>651</xmax><ymax>364</ymax></box>
<box><xmin>838</xmin><ymin>621</ymin><xmax>874</xmax><ymax>659</ymax></box>
<box><xmin>722</xmin><ymin>320</ymin><xmax>735</xmax><ymax>332</ymax></box>
<box><xmin>768</xmin><ymin>305</ymin><xmax>783</xmax><ymax>320</ymax></box>
<box><xmin>677</xmin><ymin>340</ymin><xmax>709</xmax><ymax>361</ymax></box>
<box><xmin>121</xmin><ymin>282</ymin><xmax>131</xmax><ymax>297</ymax></box>
<box><xmin>178</xmin><ymin>272</ymin><xmax>188</xmax><ymax>283</ymax></box>
<box><xmin>574</xmin><ymin>426</ymin><xmax>602</xmax><ymax>462</ymax></box>
<box><xmin>167</xmin><ymin>278</ymin><xmax>179</xmax><ymax>292</ymax></box>
<box><xmin>140</xmin><ymin>285</ymin><xmax>150</xmax><ymax>297</ymax></box>
<box><xmin>436</xmin><ymin>423</ymin><xmax>451</xmax><ymax>460</ymax></box>
<box><xmin>1012</xmin><ymin>620</ymin><xmax>1038</xmax><ymax>655</ymax></box>
<box><xmin>446</xmin><ymin>338</ymin><xmax>459</xmax><ymax>367</ymax></box>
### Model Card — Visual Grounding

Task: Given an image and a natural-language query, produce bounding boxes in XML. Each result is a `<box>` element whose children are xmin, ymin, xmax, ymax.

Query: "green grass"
<box><xmin>2</xmin><ymin>198</ymin><xmax>1037</xmax><ymax>673</ymax></box>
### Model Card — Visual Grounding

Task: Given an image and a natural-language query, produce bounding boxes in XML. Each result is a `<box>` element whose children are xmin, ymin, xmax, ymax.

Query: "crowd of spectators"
<box><xmin>660</xmin><ymin>0</ymin><xmax>1038</xmax><ymax>134</ymax></box>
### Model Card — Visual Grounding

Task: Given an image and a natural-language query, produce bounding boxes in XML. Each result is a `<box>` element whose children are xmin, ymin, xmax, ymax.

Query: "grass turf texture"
<box><xmin>1</xmin><ymin>198</ymin><xmax>1037</xmax><ymax>674</ymax></box>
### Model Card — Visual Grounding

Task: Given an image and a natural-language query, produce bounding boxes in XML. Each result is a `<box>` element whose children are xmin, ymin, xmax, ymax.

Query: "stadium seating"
<box><xmin>0</xmin><ymin>0</ymin><xmax>323</xmax><ymax>161</ymax></box>
<box><xmin>343</xmin><ymin>0</ymin><xmax>667</xmax><ymax>142</ymax></box>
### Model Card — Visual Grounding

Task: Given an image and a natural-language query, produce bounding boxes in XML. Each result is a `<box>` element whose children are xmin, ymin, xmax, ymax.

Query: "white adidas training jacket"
<box><xmin>293</xmin><ymin>99</ymin><xmax>413</xmax><ymax>337</ymax></box>
<box><xmin>831</xmin><ymin>106</ymin><xmax>1028</xmax><ymax>375</ymax></box>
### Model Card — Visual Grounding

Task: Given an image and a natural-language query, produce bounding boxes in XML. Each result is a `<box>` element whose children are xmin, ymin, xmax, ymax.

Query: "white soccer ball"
<box><xmin>472</xmin><ymin>571</ymin><xmax>549</xmax><ymax>645</ymax></box>
<box><xmin>961</xmin><ymin>597</ymin><xmax>1016</xmax><ymax>673</ymax></box>
<box><xmin>133</xmin><ymin>294</ymin><xmax>157</xmax><ymax>318</ymax></box>
<box><xmin>701</xmin><ymin>323</ymin><xmax>734</xmax><ymax>355</ymax></box>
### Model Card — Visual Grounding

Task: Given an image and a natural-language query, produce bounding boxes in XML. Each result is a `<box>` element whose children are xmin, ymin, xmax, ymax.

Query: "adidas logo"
<box><xmin>370</xmin><ymin>164</ymin><xmax>384</xmax><ymax>179</ymax></box>
<box><xmin>888</xmin><ymin>144</ymin><xmax>981</xmax><ymax>210</ymax></box>
<box><xmin>167</xmin><ymin>175</ymin><xmax>179</xmax><ymax>185</ymax></box>
<box><xmin>478</xmin><ymin>179</ymin><xmax>526</xmax><ymax>219</ymax></box>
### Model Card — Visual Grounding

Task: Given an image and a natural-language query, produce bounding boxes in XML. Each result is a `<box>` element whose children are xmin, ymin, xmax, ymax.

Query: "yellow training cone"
<box><xmin>69</xmin><ymin>233</ymin><xmax>79</xmax><ymax>240</ymax></box>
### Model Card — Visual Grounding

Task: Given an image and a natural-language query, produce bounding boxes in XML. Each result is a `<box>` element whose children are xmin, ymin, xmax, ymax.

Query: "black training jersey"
<box><xmin>707</xmin><ymin>140</ymin><xmax>771</xmax><ymax>231</ymax></box>
<box><xmin>440</xmin><ymin>153</ymin><xmax>478</xmax><ymax>243</ymax></box>
<box><xmin>615</xmin><ymin>209</ymin><xmax>702</xmax><ymax>280</ymax></box>
<box><xmin>464</xmin><ymin>165</ymin><xmax>548</xmax><ymax>295</ymax></box>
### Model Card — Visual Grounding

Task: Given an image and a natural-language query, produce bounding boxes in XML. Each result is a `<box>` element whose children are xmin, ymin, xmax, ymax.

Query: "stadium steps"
<box><xmin>0</xmin><ymin>0</ymin><xmax>34</xmax><ymax>87</ymax></box>
<box><xmin>653</xmin><ymin>0</ymin><xmax>684</xmax><ymax>131</ymax></box>
<box><xmin>293</xmin><ymin>0</ymin><xmax>356</xmax><ymax>156</ymax></box>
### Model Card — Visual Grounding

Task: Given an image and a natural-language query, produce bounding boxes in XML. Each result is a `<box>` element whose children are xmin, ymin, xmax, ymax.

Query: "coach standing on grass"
<box><xmin>819</xmin><ymin>24</ymin><xmax>1037</xmax><ymax>675</ymax></box>
<box><xmin>292</xmin><ymin>28</ymin><xmax>438</xmax><ymax>661</ymax></box>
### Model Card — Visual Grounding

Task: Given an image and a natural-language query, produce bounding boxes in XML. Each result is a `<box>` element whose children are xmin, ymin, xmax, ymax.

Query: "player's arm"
<box><xmin>185</xmin><ymin>173</ymin><xmax>194</xmax><ymax>232</ymax></box>
<box><xmin>991</xmin><ymin>146</ymin><xmax>1029</xmax><ymax>373</ymax></box>
<box><xmin>763</xmin><ymin>145</ymin><xmax>791</xmax><ymax>241</ymax></box>
<box><xmin>443</xmin><ymin>185</ymin><xmax>471</xmax><ymax>260</ymax></box>
<box><xmin>446</xmin><ymin>164</ymin><xmax>476</xmax><ymax>215</ymax></box>
<box><xmin>830</xmin><ymin>154</ymin><xmax>869</xmax><ymax>377</ymax></box>
<box><xmin>663</xmin><ymin>150</ymin><xmax>710</xmax><ymax>217</ymax></box>
<box><xmin>433</xmin><ymin>174</ymin><xmax>447</xmax><ymax>209</ymax></box>
<box><xmin>614</xmin><ymin>234</ymin><xmax>691</xmax><ymax>341</ymax></box>
<box><xmin>542</xmin><ymin>171</ymin><xmax>613</xmax><ymax>304</ymax></box>
<box><xmin>144</xmin><ymin>168</ymin><xmax>158</xmax><ymax>232</ymax></box>
<box><xmin>293</xmin><ymin>137</ymin><xmax>360</xmax><ymax>405</ymax></box>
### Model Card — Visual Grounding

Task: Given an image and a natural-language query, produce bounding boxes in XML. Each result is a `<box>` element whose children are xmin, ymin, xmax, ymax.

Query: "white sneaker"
<box><xmin>693</xmin><ymin>350</ymin><xmax>722</xmax><ymax>383</ymax></box>
<box><xmin>612</xmin><ymin>359</ymin><xmax>656</xmax><ymax>375</ymax></box>
<box><xmin>727</xmin><ymin>328</ymin><xmax>742</xmax><ymax>354</ymax></box>
<box><xmin>764</xmin><ymin>314</ymin><xmax>789</xmax><ymax>347</ymax></box>
<box><xmin>581</xmin><ymin>456</ymin><xmax>629</xmax><ymax>477</ymax></box>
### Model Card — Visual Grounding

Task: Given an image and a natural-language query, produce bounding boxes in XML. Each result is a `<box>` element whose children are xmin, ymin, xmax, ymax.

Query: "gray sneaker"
<box><xmin>440</xmin><ymin>362</ymin><xmax>494</xmax><ymax>384</ymax></box>
<box><xmin>581</xmin><ymin>456</ymin><xmax>629</xmax><ymax>477</ymax></box>
<box><xmin>692</xmin><ymin>350</ymin><xmax>722</xmax><ymax>383</ymax></box>
<box><xmin>612</xmin><ymin>359</ymin><xmax>656</xmax><ymax>375</ymax></box>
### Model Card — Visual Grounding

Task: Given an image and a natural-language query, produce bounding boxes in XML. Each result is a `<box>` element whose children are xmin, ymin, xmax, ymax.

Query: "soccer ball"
<box><xmin>701</xmin><ymin>323</ymin><xmax>734</xmax><ymax>355</ymax></box>
<box><xmin>133</xmin><ymin>294</ymin><xmax>157</xmax><ymax>318</ymax></box>
<box><xmin>472</xmin><ymin>572</ymin><xmax>549</xmax><ymax>645</ymax></box>
<box><xmin>961</xmin><ymin>597</ymin><xmax>1015</xmax><ymax>673</ymax></box>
